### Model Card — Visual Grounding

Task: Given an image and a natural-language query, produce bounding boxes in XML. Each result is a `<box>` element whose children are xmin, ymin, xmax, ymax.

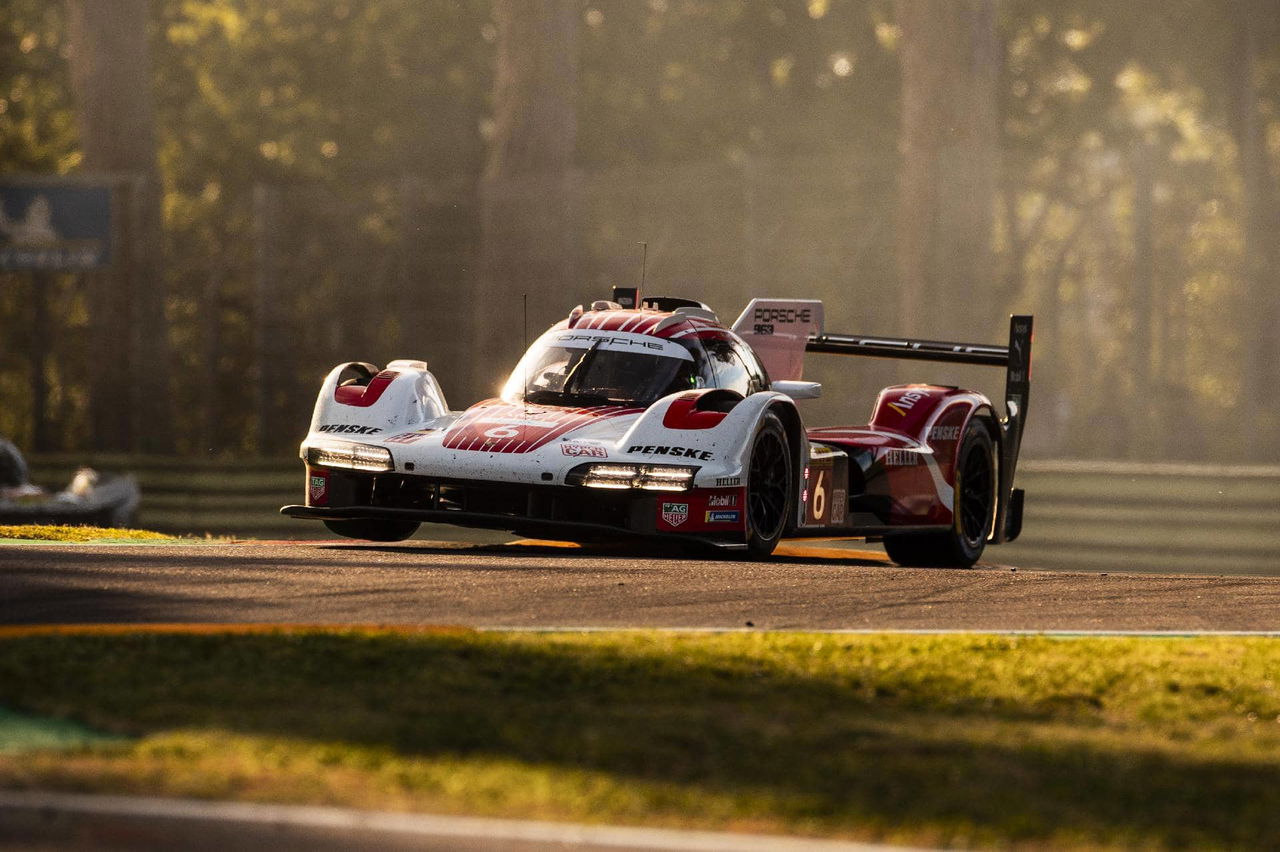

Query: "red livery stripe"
<box><xmin>442</xmin><ymin>400</ymin><xmax>641</xmax><ymax>454</ymax></box>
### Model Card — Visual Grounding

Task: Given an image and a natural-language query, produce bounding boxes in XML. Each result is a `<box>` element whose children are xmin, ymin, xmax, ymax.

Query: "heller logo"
<box><xmin>883</xmin><ymin>449</ymin><xmax>921</xmax><ymax>467</ymax></box>
<box><xmin>661</xmin><ymin>502</ymin><xmax>689</xmax><ymax>527</ymax></box>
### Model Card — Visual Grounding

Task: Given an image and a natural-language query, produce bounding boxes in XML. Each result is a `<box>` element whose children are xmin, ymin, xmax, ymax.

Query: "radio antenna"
<box><xmin>522</xmin><ymin>293</ymin><xmax>529</xmax><ymax>413</ymax></box>
<box><xmin>638</xmin><ymin>241</ymin><xmax>648</xmax><ymax>293</ymax></box>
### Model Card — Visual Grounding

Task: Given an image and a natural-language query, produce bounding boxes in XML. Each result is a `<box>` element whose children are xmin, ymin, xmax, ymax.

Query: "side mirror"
<box><xmin>770</xmin><ymin>380</ymin><xmax>822</xmax><ymax>400</ymax></box>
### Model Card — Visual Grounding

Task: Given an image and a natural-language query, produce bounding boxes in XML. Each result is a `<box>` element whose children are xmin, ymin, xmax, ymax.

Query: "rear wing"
<box><xmin>805</xmin><ymin>315</ymin><xmax>1034</xmax><ymax>543</ymax></box>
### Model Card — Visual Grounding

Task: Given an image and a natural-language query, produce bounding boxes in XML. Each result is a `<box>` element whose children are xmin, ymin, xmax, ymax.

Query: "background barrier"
<box><xmin>26</xmin><ymin>455</ymin><xmax>1280</xmax><ymax>575</ymax></box>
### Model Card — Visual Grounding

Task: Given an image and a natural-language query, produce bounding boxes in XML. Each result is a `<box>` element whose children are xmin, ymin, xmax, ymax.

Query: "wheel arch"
<box><xmin>764</xmin><ymin>399</ymin><xmax>807</xmax><ymax>530</ymax></box>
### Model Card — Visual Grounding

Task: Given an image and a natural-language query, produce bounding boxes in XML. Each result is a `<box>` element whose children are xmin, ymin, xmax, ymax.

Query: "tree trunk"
<box><xmin>893</xmin><ymin>0</ymin><xmax>1000</xmax><ymax>339</ymax></box>
<box><xmin>66</xmin><ymin>0</ymin><xmax>173</xmax><ymax>453</ymax></box>
<box><xmin>1230</xmin><ymin>2</ymin><xmax>1280</xmax><ymax>460</ymax></box>
<box><xmin>475</xmin><ymin>0</ymin><xmax>580</xmax><ymax>402</ymax></box>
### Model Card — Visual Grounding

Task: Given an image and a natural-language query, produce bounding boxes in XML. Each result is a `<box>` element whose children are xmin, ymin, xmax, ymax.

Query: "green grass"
<box><xmin>1</xmin><ymin>629</ymin><xmax>1278</xmax><ymax>849</ymax></box>
<box><xmin>0</xmin><ymin>525</ymin><xmax>176</xmax><ymax>543</ymax></box>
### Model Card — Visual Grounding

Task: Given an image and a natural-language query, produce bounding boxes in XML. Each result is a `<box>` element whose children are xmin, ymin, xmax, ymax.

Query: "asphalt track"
<box><xmin>3</xmin><ymin>538</ymin><xmax>1278</xmax><ymax>631</ymax></box>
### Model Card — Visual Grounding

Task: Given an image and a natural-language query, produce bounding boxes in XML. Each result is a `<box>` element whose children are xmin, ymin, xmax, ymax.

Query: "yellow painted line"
<box><xmin>506</xmin><ymin>539</ymin><xmax>583</xmax><ymax>549</ymax></box>
<box><xmin>775</xmin><ymin>543</ymin><xmax>891</xmax><ymax>562</ymax></box>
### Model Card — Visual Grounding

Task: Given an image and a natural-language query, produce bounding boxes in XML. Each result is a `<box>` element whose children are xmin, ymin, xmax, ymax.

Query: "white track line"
<box><xmin>0</xmin><ymin>790</ymin><xmax>934</xmax><ymax>852</ymax></box>
<box><xmin>476</xmin><ymin>627</ymin><xmax>1280</xmax><ymax>637</ymax></box>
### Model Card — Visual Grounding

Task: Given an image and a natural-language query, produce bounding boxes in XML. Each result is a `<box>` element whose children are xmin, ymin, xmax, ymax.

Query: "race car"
<box><xmin>282</xmin><ymin>289</ymin><xmax>1032</xmax><ymax>566</ymax></box>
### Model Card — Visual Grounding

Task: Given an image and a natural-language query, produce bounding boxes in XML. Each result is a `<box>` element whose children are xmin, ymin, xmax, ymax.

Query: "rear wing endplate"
<box><xmin>806</xmin><ymin>316</ymin><xmax>1034</xmax><ymax>543</ymax></box>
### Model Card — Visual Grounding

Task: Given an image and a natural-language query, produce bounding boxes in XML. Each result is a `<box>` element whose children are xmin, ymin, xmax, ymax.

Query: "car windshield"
<box><xmin>502</xmin><ymin>331</ymin><xmax>701</xmax><ymax>408</ymax></box>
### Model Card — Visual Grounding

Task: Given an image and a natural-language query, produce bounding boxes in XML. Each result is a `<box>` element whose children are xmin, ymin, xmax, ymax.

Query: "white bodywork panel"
<box><xmin>731</xmin><ymin>298</ymin><xmax>824</xmax><ymax>382</ymax></box>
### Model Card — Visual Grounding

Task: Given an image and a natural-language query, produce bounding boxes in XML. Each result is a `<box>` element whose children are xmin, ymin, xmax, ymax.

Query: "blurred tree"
<box><xmin>894</xmin><ymin>0</ymin><xmax>1000</xmax><ymax>339</ymax></box>
<box><xmin>1229</xmin><ymin>0</ymin><xmax>1280</xmax><ymax>457</ymax></box>
<box><xmin>0</xmin><ymin>0</ymin><xmax>1276</xmax><ymax>463</ymax></box>
<box><xmin>66</xmin><ymin>0</ymin><xmax>173</xmax><ymax>452</ymax></box>
<box><xmin>477</xmin><ymin>0</ymin><xmax>580</xmax><ymax>399</ymax></box>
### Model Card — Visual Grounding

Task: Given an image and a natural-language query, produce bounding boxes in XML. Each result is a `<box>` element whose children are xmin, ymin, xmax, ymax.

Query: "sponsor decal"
<box><xmin>715</xmin><ymin>476</ymin><xmax>741</xmax><ymax>487</ymax></box>
<box><xmin>555</xmin><ymin>333</ymin><xmax>666</xmax><ymax>352</ymax></box>
<box><xmin>661</xmin><ymin>502</ymin><xmax>689</xmax><ymax>527</ymax></box>
<box><xmin>385</xmin><ymin>430</ymin><xmax>431</xmax><ymax>444</ymax></box>
<box><xmin>928</xmin><ymin>425</ymin><xmax>961</xmax><ymax>442</ymax></box>
<box><xmin>705</xmin><ymin>509</ymin><xmax>741</xmax><ymax>524</ymax></box>
<box><xmin>886</xmin><ymin>390</ymin><xmax>928</xmax><ymax>417</ymax></box>
<box><xmin>831</xmin><ymin>489</ymin><xmax>848</xmax><ymax>524</ymax></box>
<box><xmin>318</xmin><ymin>424</ymin><xmax>382</xmax><ymax>435</ymax></box>
<box><xmin>752</xmin><ymin>307</ymin><xmax>813</xmax><ymax>324</ymax></box>
<box><xmin>706</xmin><ymin>493</ymin><xmax>738</xmax><ymax>508</ymax></box>
<box><xmin>883</xmin><ymin>449</ymin><xmax>922</xmax><ymax>466</ymax></box>
<box><xmin>627</xmin><ymin>444</ymin><xmax>713</xmax><ymax>460</ymax></box>
<box><xmin>308</xmin><ymin>473</ymin><xmax>327</xmax><ymax>505</ymax></box>
<box><xmin>561</xmin><ymin>442</ymin><xmax>608</xmax><ymax>458</ymax></box>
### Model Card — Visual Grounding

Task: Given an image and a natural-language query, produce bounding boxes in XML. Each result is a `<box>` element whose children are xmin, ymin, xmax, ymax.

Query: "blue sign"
<box><xmin>0</xmin><ymin>182</ymin><xmax>112</xmax><ymax>270</ymax></box>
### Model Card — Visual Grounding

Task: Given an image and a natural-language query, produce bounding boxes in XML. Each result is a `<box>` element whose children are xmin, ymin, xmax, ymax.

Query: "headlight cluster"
<box><xmin>305</xmin><ymin>441</ymin><xmax>394</xmax><ymax>473</ymax></box>
<box><xmin>570</xmin><ymin>463</ymin><xmax>697</xmax><ymax>492</ymax></box>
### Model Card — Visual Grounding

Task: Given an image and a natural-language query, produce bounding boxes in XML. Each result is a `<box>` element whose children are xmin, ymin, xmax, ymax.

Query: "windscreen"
<box><xmin>501</xmin><ymin>329</ymin><xmax>701</xmax><ymax>408</ymax></box>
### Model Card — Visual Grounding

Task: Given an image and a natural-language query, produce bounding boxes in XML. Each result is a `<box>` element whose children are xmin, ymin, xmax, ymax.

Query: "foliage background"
<box><xmin>1</xmin><ymin>0</ymin><xmax>1277</xmax><ymax>461</ymax></box>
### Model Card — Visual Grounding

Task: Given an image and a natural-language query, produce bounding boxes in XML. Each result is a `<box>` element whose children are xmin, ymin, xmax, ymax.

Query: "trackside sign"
<box><xmin>0</xmin><ymin>182</ymin><xmax>112</xmax><ymax>270</ymax></box>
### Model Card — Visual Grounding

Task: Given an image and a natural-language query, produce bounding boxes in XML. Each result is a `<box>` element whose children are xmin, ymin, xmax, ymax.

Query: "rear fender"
<box><xmin>308</xmin><ymin>360</ymin><xmax>450</xmax><ymax>439</ymax></box>
<box><xmin>869</xmin><ymin>384</ymin><xmax>996</xmax><ymax>517</ymax></box>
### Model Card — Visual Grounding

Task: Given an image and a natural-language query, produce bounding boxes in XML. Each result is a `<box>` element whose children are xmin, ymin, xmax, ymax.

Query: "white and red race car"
<box><xmin>283</xmin><ymin>291</ymin><xmax>1032</xmax><ymax>565</ymax></box>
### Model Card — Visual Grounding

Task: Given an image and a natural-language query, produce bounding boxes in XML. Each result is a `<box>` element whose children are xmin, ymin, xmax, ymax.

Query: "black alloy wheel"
<box><xmin>883</xmin><ymin>422</ymin><xmax>996</xmax><ymax>568</ymax></box>
<box><xmin>745</xmin><ymin>413</ymin><xmax>792</xmax><ymax>558</ymax></box>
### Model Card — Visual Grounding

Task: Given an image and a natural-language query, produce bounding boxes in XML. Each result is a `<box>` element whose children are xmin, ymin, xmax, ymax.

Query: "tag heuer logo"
<box><xmin>661</xmin><ymin>502</ymin><xmax>689</xmax><ymax>527</ymax></box>
<box><xmin>308</xmin><ymin>474</ymin><xmax>327</xmax><ymax>504</ymax></box>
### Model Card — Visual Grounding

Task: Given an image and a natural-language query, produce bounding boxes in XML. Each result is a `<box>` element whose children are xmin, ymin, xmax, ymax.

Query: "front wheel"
<box><xmin>323</xmin><ymin>518</ymin><xmax>420</xmax><ymax>542</ymax></box>
<box><xmin>744</xmin><ymin>413</ymin><xmax>793</xmax><ymax>558</ymax></box>
<box><xmin>883</xmin><ymin>421</ymin><xmax>996</xmax><ymax>568</ymax></box>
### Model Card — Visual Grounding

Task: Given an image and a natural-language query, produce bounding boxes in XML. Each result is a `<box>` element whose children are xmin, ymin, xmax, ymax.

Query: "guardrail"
<box><xmin>26</xmin><ymin>455</ymin><xmax>1280</xmax><ymax>575</ymax></box>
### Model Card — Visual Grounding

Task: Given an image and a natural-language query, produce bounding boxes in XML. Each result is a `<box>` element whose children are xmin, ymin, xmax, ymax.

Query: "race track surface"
<box><xmin>2</xmin><ymin>539</ymin><xmax>1278</xmax><ymax>632</ymax></box>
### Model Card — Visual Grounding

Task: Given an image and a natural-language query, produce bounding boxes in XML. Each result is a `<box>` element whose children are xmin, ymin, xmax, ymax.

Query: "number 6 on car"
<box><xmin>284</xmin><ymin>291</ymin><xmax>1032</xmax><ymax>566</ymax></box>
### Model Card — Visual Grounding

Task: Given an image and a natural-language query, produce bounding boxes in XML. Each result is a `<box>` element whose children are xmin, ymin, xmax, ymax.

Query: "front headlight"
<box><xmin>569</xmin><ymin>463</ymin><xmax>697</xmax><ymax>491</ymax></box>
<box><xmin>305</xmin><ymin>440</ymin><xmax>394</xmax><ymax>473</ymax></box>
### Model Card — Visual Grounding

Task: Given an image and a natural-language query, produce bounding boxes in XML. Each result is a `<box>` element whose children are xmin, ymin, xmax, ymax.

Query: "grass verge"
<box><xmin>0</xmin><ymin>628</ymin><xmax>1278</xmax><ymax>849</ymax></box>
<box><xmin>0</xmin><ymin>525</ymin><xmax>176</xmax><ymax>543</ymax></box>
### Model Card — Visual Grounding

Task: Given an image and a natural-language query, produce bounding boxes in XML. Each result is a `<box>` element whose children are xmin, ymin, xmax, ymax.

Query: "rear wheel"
<box><xmin>323</xmin><ymin>518</ymin><xmax>420</xmax><ymax>542</ymax></box>
<box><xmin>744</xmin><ymin>413</ymin><xmax>792</xmax><ymax>558</ymax></box>
<box><xmin>883</xmin><ymin>422</ymin><xmax>996</xmax><ymax>568</ymax></box>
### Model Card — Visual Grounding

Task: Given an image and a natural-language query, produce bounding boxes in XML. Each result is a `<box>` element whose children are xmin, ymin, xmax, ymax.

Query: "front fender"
<box><xmin>618</xmin><ymin>390</ymin><xmax>803</xmax><ymax>490</ymax></box>
<box><xmin>307</xmin><ymin>360</ymin><xmax>450</xmax><ymax>441</ymax></box>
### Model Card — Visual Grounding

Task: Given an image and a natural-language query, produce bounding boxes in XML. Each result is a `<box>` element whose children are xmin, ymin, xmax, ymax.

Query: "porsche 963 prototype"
<box><xmin>283</xmin><ymin>290</ymin><xmax>1033</xmax><ymax>566</ymax></box>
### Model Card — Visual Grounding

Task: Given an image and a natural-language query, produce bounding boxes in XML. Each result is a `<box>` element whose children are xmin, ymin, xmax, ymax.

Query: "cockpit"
<box><xmin>501</xmin><ymin>329</ymin><xmax>704</xmax><ymax>408</ymax></box>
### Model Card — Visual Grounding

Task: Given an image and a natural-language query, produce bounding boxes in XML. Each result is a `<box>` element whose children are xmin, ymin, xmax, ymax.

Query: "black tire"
<box><xmin>744</xmin><ymin>412</ymin><xmax>793</xmax><ymax>558</ymax></box>
<box><xmin>883</xmin><ymin>422</ymin><xmax>996</xmax><ymax>568</ymax></box>
<box><xmin>323</xmin><ymin>518</ymin><xmax>420</xmax><ymax>542</ymax></box>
